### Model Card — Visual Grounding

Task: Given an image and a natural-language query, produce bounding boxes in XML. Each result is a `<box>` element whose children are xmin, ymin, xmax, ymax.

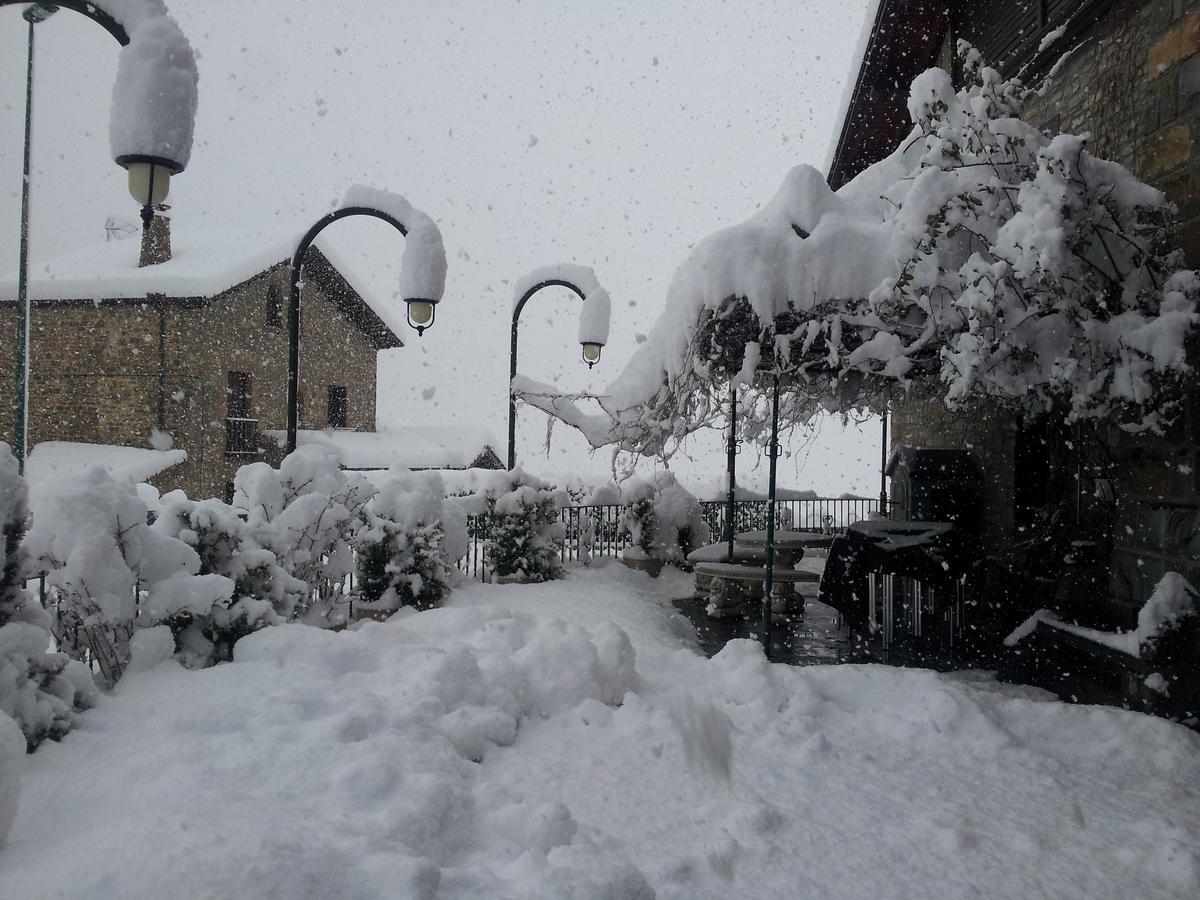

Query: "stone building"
<box><xmin>829</xmin><ymin>0</ymin><xmax>1200</xmax><ymax>628</ymax></box>
<box><xmin>0</xmin><ymin>224</ymin><xmax>402</xmax><ymax>499</ymax></box>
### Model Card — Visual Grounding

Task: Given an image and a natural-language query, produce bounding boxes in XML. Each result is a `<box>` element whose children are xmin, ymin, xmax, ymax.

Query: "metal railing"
<box><xmin>459</xmin><ymin>497</ymin><xmax>878</xmax><ymax>582</ymax></box>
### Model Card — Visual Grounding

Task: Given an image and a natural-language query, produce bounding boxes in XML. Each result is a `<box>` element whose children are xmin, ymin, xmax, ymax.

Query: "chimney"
<box><xmin>139</xmin><ymin>214</ymin><xmax>172</xmax><ymax>267</ymax></box>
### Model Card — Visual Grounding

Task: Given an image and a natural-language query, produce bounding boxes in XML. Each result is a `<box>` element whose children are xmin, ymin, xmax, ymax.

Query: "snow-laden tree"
<box><xmin>354</xmin><ymin>472</ymin><xmax>465</xmax><ymax>613</ymax></box>
<box><xmin>0</xmin><ymin>448</ymin><xmax>94</xmax><ymax>750</ymax></box>
<box><xmin>515</xmin><ymin>45</ymin><xmax>1198</xmax><ymax>456</ymax></box>
<box><xmin>232</xmin><ymin>445</ymin><xmax>375</xmax><ymax>624</ymax></box>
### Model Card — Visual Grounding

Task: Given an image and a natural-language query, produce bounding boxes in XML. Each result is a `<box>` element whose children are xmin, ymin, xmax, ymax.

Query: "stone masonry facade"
<box><xmin>892</xmin><ymin>0</ymin><xmax>1200</xmax><ymax>620</ymax></box>
<box><xmin>0</xmin><ymin>258</ymin><xmax>381</xmax><ymax>500</ymax></box>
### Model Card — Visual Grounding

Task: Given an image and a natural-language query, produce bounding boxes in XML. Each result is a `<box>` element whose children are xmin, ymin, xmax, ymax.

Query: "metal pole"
<box><xmin>762</xmin><ymin>372</ymin><xmax>781</xmax><ymax>657</ymax></box>
<box><xmin>505</xmin><ymin>278</ymin><xmax>589</xmax><ymax>472</ymax></box>
<box><xmin>508</xmin><ymin>312</ymin><xmax>519</xmax><ymax>470</ymax></box>
<box><xmin>879</xmin><ymin>406</ymin><xmax>889</xmax><ymax>515</ymax></box>
<box><xmin>725</xmin><ymin>383</ymin><xmax>737</xmax><ymax>560</ymax></box>
<box><xmin>14</xmin><ymin>15</ymin><xmax>36</xmax><ymax>474</ymax></box>
<box><xmin>286</xmin><ymin>252</ymin><xmax>302</xmax><ymax>454</ymax></box>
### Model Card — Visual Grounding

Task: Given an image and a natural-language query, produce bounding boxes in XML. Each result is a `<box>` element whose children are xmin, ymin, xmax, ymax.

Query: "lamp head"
<box><xmin>116</xmin><ymin>155</ymin><xmax>183</xmax><ymax>228</ymax></box>
<box><xmin>581</xmin><ymin>341</ymin><xmax>603</xmax><ymax>369</ymax></box>
<box><xmin>405</xmin><ymin>298</ymin><xmax>438</xmax><ymax>336</ymax></box>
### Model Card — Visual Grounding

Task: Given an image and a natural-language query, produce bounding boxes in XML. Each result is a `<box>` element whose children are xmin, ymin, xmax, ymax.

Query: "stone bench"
<box><xmin>693</xmin><ymin>561</ymin><xmax>820</xmax><ymax>618</ymax></box>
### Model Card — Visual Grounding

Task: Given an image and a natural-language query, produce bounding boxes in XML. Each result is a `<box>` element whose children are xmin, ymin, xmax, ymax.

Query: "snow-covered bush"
<box><xmin>621</xmin><ymin>473</ymin><xmax>706</xmax><ymax>565</ymax></box>
<box><xmin>152</xmin><ymin>493</ymin><xmax>304</xmax><ymax>665</ymax></box>
<box><xmin>233</xmin><ymin>446</ymin><xmax>375</xmax><ymax>625</ymax></box>
<box><xmin>482</xmin><ymin>472</ymin><xmax>565</xmax><ymax>582</ymax></box>
<box><xmin>0</xmin><ymin>448</ymin><xmax>94</xmax><ymax>750</ymax></box>
<box><xmin>354</xmin><ymin>472</ymin><xmax>464</xmax><ymax>613</ymax></box>
<box><xmin>23</xmin><ymin>466</ymin><xmax>232</xmax><ymax>684</ymax></box>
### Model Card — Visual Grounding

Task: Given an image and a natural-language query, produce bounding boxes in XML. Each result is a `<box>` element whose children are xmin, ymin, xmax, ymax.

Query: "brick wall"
<box><xmin>0</xmin><ymin>262</ymin><xmax>381</xmax><ymax>500</ymax></box>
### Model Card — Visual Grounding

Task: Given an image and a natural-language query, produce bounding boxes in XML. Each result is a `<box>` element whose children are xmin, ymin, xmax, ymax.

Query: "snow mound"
<box><xmin>1</xmin><ymin>579</ymin><xmax>1198</xmax><ymax>899</ymax></box>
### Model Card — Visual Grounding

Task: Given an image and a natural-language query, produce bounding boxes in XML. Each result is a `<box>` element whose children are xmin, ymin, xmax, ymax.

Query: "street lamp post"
<box><xmin>508</xmin><ymin>278</ymin><xmax>606</xmax><ymax>471</ymax></box>
<box><xmin>761</xmin><ymin>371</ymin><xmax>783</xmax><ymax>659</ymax></box>
<box><xmin>8</xmin><ymin>2</ymin><xmax>130</xmax><ymax>475</ymax></box>
<box><xmin>285</xmin><ymin>206</ymin><xmax>442</xmax><ymax>454</ymax></box>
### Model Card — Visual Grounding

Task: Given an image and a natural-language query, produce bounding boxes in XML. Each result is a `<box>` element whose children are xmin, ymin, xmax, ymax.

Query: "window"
<box><xmin>266</xmin><ymin>284</ymin><xmax>283</xmax><ymax>327</ymax></box>
<box><xmin>225</xmin><ymin>371</ymin><xmax>257</xmax><ymax>455</ymax></box>
<box><xmin>328</xmin><ymin>385</ymin><xmax>348</xmax><ymax>429</ymax></box>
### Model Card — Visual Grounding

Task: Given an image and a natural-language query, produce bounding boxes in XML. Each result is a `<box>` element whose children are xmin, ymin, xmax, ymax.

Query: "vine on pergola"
<box><xmin>515</xmin><ymin>45</ymin><xmax>1200</xmax><ymax>461</ymax></box>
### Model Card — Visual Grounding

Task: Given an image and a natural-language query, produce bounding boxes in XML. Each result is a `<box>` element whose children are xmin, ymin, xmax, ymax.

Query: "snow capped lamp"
<box><xmin>578</xmin><ymin>284</ymin><xmax>611</xmax><ymax>369</ymax></box>
<box><xmin>109</xmin><ymin>12</ymin><xmax>199</xmax><ymax>229</ymax></box>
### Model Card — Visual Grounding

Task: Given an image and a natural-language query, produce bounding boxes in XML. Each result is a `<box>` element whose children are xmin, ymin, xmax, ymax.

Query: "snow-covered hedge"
<box><xmin>620</xmin><ymin>473</ymin><xmax>706</xmax><ymax>565</ymax></box>
<box><xmin>233</xmin><ymin>446</ymin><xmax>375</xmax><ymax>626</ymax></box>
<box><xmin>354</xmin><ymin>472</ymin><xmax>465</xmax><ymax>613</ymax></box>
<box><xmin>481</xmin><ymin>472</ymin><xmax>566</xmax><ymax>582</ymax></box>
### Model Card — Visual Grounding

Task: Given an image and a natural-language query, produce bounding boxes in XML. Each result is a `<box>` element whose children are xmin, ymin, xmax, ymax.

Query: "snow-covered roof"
<box><xmin>24</xmin><ymin>441</ymin><xmax>186</xmax><ymax>487</ymax></box>
<box><xmin>0</xmin><ymin>227</ymin><xmax>404</xmax><ymax>347</ymax></box>
<box><xmin>270</xmin><ymin>427</ymin><xmax>502</xmax><ymax>471</ymax></box>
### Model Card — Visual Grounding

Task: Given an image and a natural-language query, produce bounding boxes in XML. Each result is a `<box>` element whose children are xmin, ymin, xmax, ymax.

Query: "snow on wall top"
<box><xmin>24</xmin><ymin>441</ymin><xmax>186</xmax><ymax>492</ymax></box>
<box><xmin>340</xmin><ymin>185</ymin><xmax>447</xmax><ymax>305</ymax></box>
<box><xmin>510</xmin><ymin>264</ymin><xmax>611</xmax><ymax>345</ymax></box>
<box><xmin>102</xmin><ymin>0</ymin><xmax>199</xmax><ymax>171</ymax></box>
<box><xmin>270</xmin><ymin>427</ymin><xmax>501</xmax><ymax>471</ymax></box>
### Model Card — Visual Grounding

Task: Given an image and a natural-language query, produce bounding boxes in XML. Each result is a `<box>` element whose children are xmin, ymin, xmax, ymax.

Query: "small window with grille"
<box><xmin>225</xmin><ymin>371</ymin><xmax>258</xmax><ymax>455</ymax></box>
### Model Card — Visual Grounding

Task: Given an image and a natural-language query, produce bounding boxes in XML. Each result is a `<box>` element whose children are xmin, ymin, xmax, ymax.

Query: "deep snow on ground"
<box><xmin>2</xmin><ymin>563</ymin><xmax>1199</xmax><ymax>899</ymax></box>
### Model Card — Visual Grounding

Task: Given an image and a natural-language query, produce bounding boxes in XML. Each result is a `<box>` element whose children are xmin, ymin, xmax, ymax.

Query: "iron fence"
<box><xmin>460</xmin><ymin>497</ymin><xmax>879</xmax><ymax>582</ymax></box>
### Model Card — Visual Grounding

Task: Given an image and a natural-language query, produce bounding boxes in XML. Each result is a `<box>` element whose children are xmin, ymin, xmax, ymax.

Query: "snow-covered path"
<box><xmin>1</xmin><ymin>564</ymin><xmax>1198</xmax><ymax>899</ymax></box>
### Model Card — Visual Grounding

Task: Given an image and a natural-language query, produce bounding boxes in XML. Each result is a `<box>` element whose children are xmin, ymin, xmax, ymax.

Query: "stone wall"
<box><xmin>0</xmin><ymin>263</ymin><xmax>380</xmax><ymax>500</ymax></box>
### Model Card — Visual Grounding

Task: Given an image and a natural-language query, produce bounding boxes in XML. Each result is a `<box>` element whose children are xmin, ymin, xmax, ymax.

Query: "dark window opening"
<box><xmin>226</xmin><ymin>371</ymin><xmax>258</xmax><ymax>455</ymax></box>
<box><xmin>266</xmin><ymin>284</ymin><xmax>283</xmax><ymax>327</ymax></box>
<box><xmin>328</xmin><ymin>385</ymin><xmax>348</xmax><ymax>429</ymax></box>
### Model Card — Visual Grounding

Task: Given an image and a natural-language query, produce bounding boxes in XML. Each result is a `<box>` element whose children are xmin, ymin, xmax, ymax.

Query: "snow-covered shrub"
<box><xmin>233</xmin><ymin>446</ymin><xmax>375</xmax><ymax>625</ymax></box>
<box><xmin>482</xmin><ymin>472</ymin><xmax>565</xmax><ymax>582</ymax></box>
<box><xmin>354</xmin><ymin>472</ymin><xmax>464</xmax><ymax>613</ymax></box>
<box><xmin>23</xmin><ymin>466</ymin><xmax>232</xmax><ymax>684</ymax></box>
<box><xmin>0</xmin><ymin>447</ymin><xmax>94</xmax><ymax>750</ymax></box>
<box><xmin>152</xmin><ymin>493</ymin><xmax>304</xmax><ymax>665</ymax></box>
<box><xmin>620</xmin><ymin>472</ymin><xmax>706</xmax><ymax>564</ymax></box>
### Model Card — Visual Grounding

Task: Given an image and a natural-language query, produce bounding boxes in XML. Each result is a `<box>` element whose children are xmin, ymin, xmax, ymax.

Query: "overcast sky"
<box><xmin>0</xmin><ymin>0</ymin><xmax>878</xmax><ymax>497</ymax></box>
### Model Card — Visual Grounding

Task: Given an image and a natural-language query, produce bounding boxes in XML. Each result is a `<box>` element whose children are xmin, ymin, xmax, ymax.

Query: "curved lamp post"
<box><xmin>508</xmin><ymin>267</ymin><xmax>610</xmax><ymax>470</ymax></box>
<box><xmin>285</xmin><ymin>194</ymin><xmax>446</xmax><ymax>454</ymax></box>
<box><xmin>5</xmin><ymin>0</ymin><xmax>196</xmax><ymax>474</ymax></box>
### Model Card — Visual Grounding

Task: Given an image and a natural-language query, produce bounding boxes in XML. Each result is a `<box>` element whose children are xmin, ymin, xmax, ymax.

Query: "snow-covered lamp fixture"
<box><xmin>109</xmin><ymin>10</ymin><xmax>199</xmax><ymax>229</ymax></box>
<box><xmin>581</xmin><ymin>341</ymin><xmax>604</xmax><ymax>368</ymax></box>
<box><xmin>118</xmin><ymin>156</ymin><xmax>180</xmax><ymax>228</ymax></box>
